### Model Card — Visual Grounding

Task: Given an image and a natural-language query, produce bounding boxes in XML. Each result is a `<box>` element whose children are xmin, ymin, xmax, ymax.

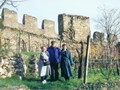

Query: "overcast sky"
<box><xmin>3</xmin><ymin>0</ymin><xmax>120</xmax><ymax>36</ymax></box>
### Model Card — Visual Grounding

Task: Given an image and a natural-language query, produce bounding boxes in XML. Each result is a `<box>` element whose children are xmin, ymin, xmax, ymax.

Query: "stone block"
<box><xmin>23</xmin><ymin>14</ymin><xmax>38</xmax><ymax>33</ymax></box>
<box><xmin>42</xmin><ymin>19</ymin><xmax>55</xmax><ymax>30</ymax></box>
<box><xmin>2</xmin><ymin>8</ymin><xmax>19</xmax><ymax>29</ymax></box>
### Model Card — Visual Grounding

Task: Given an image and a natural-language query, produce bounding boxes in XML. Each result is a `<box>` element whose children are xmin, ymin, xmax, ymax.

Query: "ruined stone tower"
<box><xmin>58</xmin><ymin>14</ymin><xmax>90</xmax><ymax>42</ymax></box>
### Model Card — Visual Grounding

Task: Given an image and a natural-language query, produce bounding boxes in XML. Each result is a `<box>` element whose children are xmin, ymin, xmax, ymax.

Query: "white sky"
<box><xmin>2</xmin><ymin>0</ymin><xmax>120</xmax><ymax>37</ymax></box>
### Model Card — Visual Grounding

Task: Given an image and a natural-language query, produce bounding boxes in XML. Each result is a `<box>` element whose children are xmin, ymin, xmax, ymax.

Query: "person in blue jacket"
<box><xmin>60</xmin><ymin>44</ymin><xmax>74</xmax><ymax>81</ymax></box>
<box><xmin>47</xmin><ymin>41</ymin><xmax>61</xmax><ymax>81</ymax></box>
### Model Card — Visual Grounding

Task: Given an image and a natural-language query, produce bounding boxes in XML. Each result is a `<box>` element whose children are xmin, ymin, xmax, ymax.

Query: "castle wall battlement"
<box><xmin>0</xmin><ymin>8</ymin><xmax>90</xmax><ymax>55</ymax></box>
<box><xmin>1</xmin><ymin>8</ymin><xmax>58</xmax><ymax>38</ymax></box>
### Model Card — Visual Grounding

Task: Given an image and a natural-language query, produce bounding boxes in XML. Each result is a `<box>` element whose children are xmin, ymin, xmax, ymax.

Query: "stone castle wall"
<box><xmin>0</xmin><ymin>8</ymin><xmax>90</xmax><ymax>78</ymax></box>
<box><xmin>0</xmin><ymin>8</ymin><xmax>60</xmax><ymax>53</ymax></box>
<box><xmin>0</xmin><ymin>8</ymin><xmax>90</xmax><ymax>56</ymax></box>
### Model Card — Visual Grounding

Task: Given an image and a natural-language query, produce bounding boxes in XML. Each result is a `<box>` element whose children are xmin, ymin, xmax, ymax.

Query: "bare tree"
<box><xmin>94</xmin><ymin>6</ymin><xmax>120</xmax><ymax>79</ymax></box>
<box><xmin>95</xmin><ymin>6</ymin><xmax>120</xmax><ymax>56</ymax></box>
<box><xmin>0</xmin><ymin>0</ymin><xmax>27</xmax><ymax>9</ymax></box>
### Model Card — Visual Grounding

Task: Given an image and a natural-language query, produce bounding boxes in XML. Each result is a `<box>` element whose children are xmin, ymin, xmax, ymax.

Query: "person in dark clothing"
<box><xmin>47</xmin><ymin>41</ymin><xmax>61</xmax><ymax>81</ymax></box>
<box><xmin>60</xmin><ymin>44</ymin><xmax>74</xmax><ymax>81</ymax></box>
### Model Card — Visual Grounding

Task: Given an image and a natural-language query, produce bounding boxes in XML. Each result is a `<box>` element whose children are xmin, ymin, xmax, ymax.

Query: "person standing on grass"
<box><xmin>47</xmin><ymin>41</ymin><xmax>61</xmax><ymax>81</ymax></box>
<box><xmin>60</xmin><ymin>44</ymin><xmax>74</xmax><ymax>81</ymax></box>
<box><xmin>38</xmin><ymin>46</ymin><xmax>51</xmax><ymax>84</ymax></box>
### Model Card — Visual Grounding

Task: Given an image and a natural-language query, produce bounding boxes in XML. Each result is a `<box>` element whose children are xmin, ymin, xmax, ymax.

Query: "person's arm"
<box><xmin>69</xmin><ymin>51</ymin><xmax>74</xmax><ymax>65</ymax></box>
<box><xmin>39</xmin><ymin>53</ymin><xmax>42</xmax><ymax>59</ymax></box>
<box><xmin>58</xmin><ymin>48</ymin><xmax>61</xmax><ymax>62</ymax></box>
<box><xmin>47</xmin><ymin>47</ymin><xmax>51</xmax><ymax>58</ymax></box>
<box><xmin>41</xmin><ymin>53</ymin><xmax>49</xmax><ymax>61</ymax></box>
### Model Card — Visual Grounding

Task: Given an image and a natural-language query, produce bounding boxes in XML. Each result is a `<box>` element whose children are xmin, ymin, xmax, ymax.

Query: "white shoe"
<box><xmin>42</xmin><ymin>80</ymin><xmax>47</xmax><ymax>84</ymax></box>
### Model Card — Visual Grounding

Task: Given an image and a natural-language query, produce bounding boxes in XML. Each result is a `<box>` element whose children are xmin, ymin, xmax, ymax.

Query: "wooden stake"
<box><xmin>84</xmin><ymin>35</ymin><xmax>90</xmax><ymax>83</ymax></box>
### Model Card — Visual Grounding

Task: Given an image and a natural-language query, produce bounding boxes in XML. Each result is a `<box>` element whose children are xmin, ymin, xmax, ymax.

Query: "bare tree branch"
<box><xmin>10</xmin><ymin>0</ymin><xmax>27</xmax><ymax>2</ymax></box>
<box><xmin>94</xmin><ymin>6</ymin><xmax>120</xmax><ymax>43</ymax></box>
<box><xmin>0</xmin><ymin>0</ymin><xmax>8</xmax><ymax>9</ymax></box>
<box><xmin>0</xmin><ymin>0</ymin><xmax>27</xmax><ymax>10</ymax></box>
<box><xmin>94</xmin><ymin>6</ymin><xmax>120</xmax><ymax>61</ymax></box>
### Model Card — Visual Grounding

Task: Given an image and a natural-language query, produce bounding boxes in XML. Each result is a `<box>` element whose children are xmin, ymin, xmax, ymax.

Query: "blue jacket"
<box><xmin>47</xmin><ymin>46</ymin><xmax>61</xmax><ymax>64</ymax></box>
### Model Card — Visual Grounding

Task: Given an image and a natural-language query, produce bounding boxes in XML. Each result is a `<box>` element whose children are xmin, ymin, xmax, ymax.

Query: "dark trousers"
<box><xmin>65</xmin><ymin>76</ymin><xmax>69</xmax><ymax>81</ymax></box>
<box><xmin>41</xmin><ymin>76</ymin><xmax>47</xmax><ymax>82</ymax></box>
<box><xmin>50</xmin><ymin>63</ymin><xmax>59</xmax><ymax>81</ymax></box>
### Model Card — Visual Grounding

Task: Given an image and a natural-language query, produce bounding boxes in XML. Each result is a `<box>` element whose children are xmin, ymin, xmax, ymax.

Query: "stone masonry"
<box><xmin>0</xmin><ymin>8</ymin><xmax>90</xmax><ymax>55</ymax></box>
<box><xmin>58</xmin><ymin>14</ymin><xmax>90</xmax><ymax>55</ymax></box>
<box><xmin>0</xmin><ymin>8</ymin><xmax>59</xmax><ymax>53</ymax></box>
<box><xmin>58</xmin><ymin>14</ymin><xmax>90</xmax><ymax>42</ymax></box>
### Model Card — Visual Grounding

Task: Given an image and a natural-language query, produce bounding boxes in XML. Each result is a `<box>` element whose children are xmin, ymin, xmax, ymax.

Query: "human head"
<box><xmin>41</xmin><ymin>46</ymin><xmax>47</xmax><ymax>52</ymax></box>
<box><xmin>62</xmin><ymin>44</ymin><xmax>67</xmax><ymax>50</ymax></box>
<box><xmin>51</xmin><ymin>41</ymin><xmax>56</xmax><ymax>47</ymax></box>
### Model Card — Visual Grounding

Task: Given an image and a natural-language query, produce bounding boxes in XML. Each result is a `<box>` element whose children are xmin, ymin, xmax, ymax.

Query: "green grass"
<box><xmin>88</xmin><ymin>69</ymin><xmax>120</xmax><ymax>83</ymax></box>
<box><xmin>0</xmin><ymin>69</ymin><xmax>119</xmax><ymax>90</ymax></box>
<box><xmin>0</xmin><ymin>76</ymin><xmax>83</xmax><ymax>90</ymax></box>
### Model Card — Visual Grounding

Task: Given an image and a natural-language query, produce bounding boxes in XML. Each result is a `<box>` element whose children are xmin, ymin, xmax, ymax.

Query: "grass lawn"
<box><xmin>0</xmin><ymin>69</ymin><xmax>119</xmax><ymax>90</ymax></box>
<box><xmin>0</xmin><ymin>76</ymin><xmax>83</xmax><ymax>90</ymax></box>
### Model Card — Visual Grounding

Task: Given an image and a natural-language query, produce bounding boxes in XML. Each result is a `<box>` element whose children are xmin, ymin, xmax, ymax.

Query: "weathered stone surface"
<box><xmin>42</xmin><ymin>19</ymin><xmax>55</xmax><ymax>30</ymax></box>
<box><xmin>0</xmin><ymin>54</ymin><xmax>26</xmax><ymax>78</ymax></box>
<box><xmin>58</xmin><ymin>14</ymin><xmax>90</xmax><ymax>42</ymax></box>
<box><xmin>28</xmin><ymin>54</ymin><xmax>38</xmax><ymax>77</ymax></box>
<box><xmin>93</xmin><ymin>31</ymin><xmax>104</xmax><ymax>42</ymax></box>
<box><xmin>2</xmin><ymin>8</ymin><xmax>19</xmax><ymax>29</ymax></box>
<box><xmin>116</xmin><ymin>42</ymin><xmax>120</xmax><ymax>54</ymax></box>
<box><xmin>107</xmin><ymin>33</ymin><xmax>118</xmax><ymax>45</ymax></box>
<box><xmin>0</xmin><ymin>8</ymin><xmax>91</xmax><ymax>55</ymax></box>
<box><xmin>13</xmin><ymin>54</ymin><xmax>24</xmax><ymax>77</ymax></box>
<box><xmin>0</xmin><ymin>56</ymin><xmax>14</xmax><ymax>78</ymax></box>
<box><xmin>23</xmin><ymin>14</ymin><xmax>37</xmax><ymax>31</ymax></box>
<box><xmin>0</xmin><ymin>8</ymin><xmax>59</xmax><ymax>53</ymax></box>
